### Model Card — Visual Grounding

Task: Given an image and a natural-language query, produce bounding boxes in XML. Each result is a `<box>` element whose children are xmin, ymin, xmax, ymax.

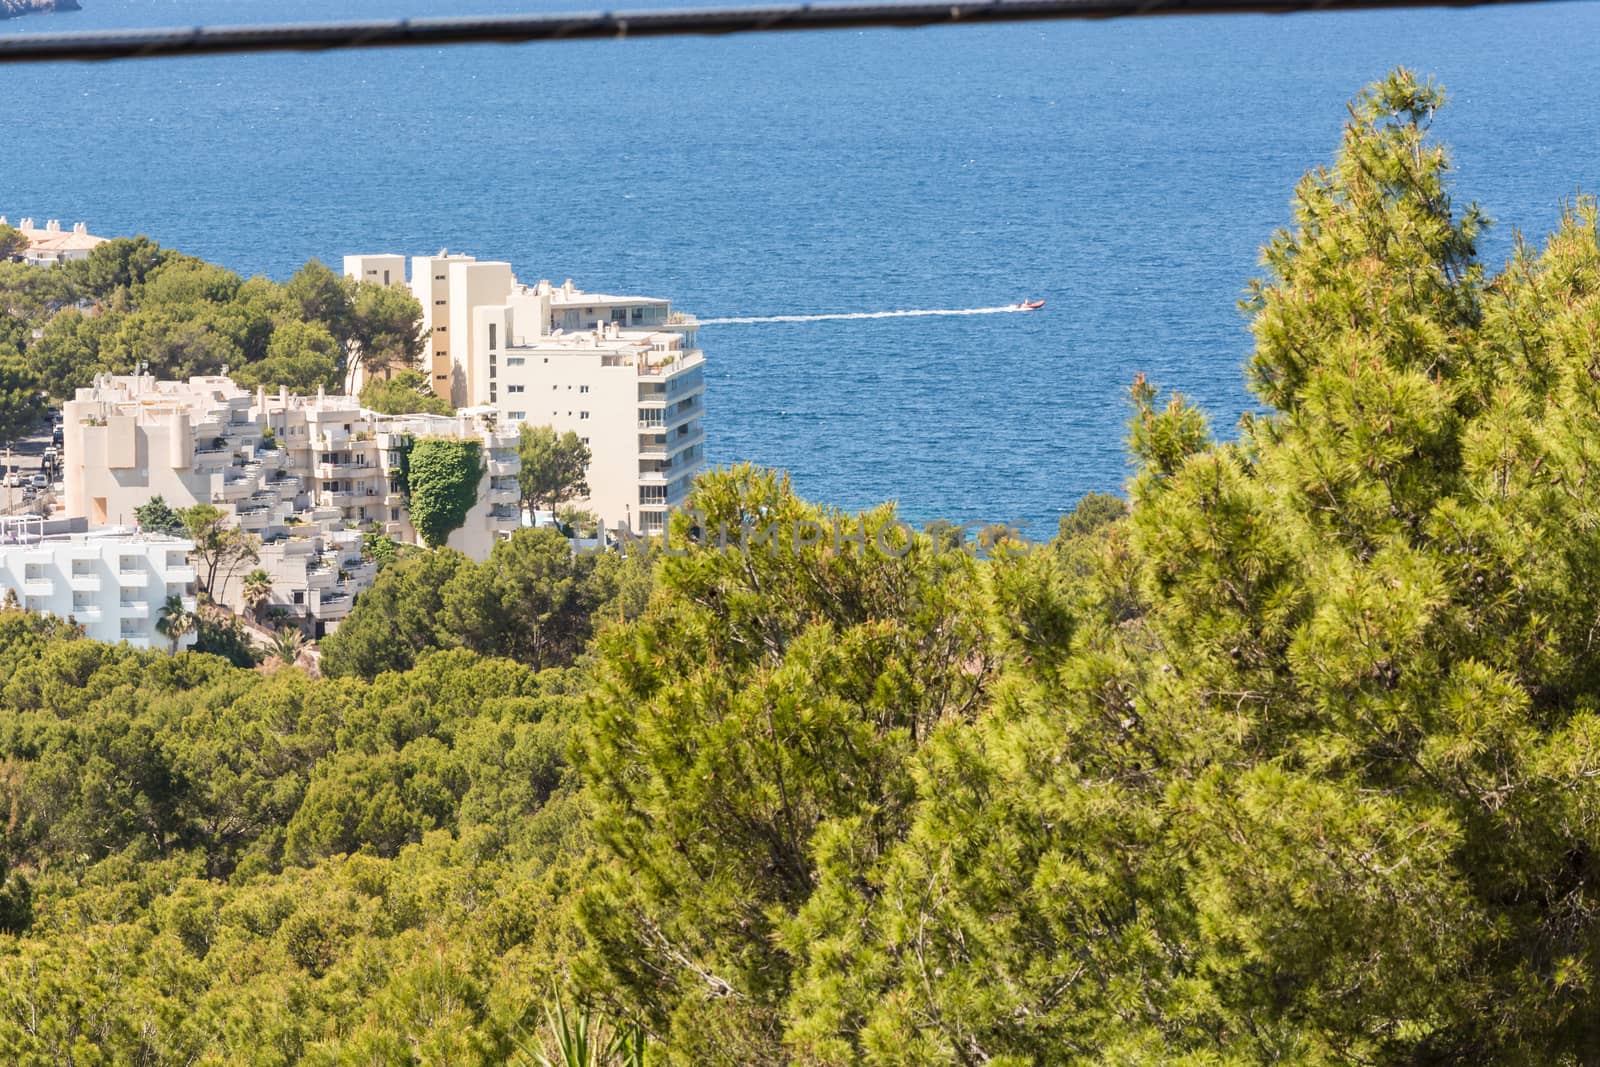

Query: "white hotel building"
<box><xmin>0</xmin><ymin>516</ymin><xmax>198</xmax><ymax>651</ymax></box>
<box><xmin>63</xmin><ymin>375</ymin><xmax>519</xmax><ymax>633</ymax></box>
<box><xmin>346</xmin><ymin>253</ymin><xmax>706</xmax><ymax>534</ymax></box>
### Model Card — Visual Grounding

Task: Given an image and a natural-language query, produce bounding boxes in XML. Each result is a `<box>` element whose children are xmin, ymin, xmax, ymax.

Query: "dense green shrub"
<box><xmin>405</xmin><ymin>437</ymin><xmax>482</xmax><ymax>548</ymax></box>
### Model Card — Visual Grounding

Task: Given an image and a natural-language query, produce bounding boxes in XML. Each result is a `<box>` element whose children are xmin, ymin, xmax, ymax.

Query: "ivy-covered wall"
<box><xmin>404</xmin><ymin>437</ymin><xmax>483</xmax><ymax>548</ymax></box>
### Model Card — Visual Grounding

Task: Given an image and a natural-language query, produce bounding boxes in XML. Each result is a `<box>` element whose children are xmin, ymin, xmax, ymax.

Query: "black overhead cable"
<box><xmin>0</xmin><ymin>0</ymin><xmax>1559</xmax><ymax>64</ymax></box>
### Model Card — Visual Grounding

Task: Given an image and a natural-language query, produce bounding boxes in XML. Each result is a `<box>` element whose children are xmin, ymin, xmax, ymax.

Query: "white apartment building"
<box><xmin>63</xmin><ymin>375</ymin><xmax>519</xmax><ymax>634</ymax></box>
<box><xmin>0</xmin><ymin>515</ymin><xmax>197</xmax><ymax>651</ymax></box>
<box><xmin>344</xmin><ymin>253</ymin><xmax>706</xmax><ymax>533</ymax></box>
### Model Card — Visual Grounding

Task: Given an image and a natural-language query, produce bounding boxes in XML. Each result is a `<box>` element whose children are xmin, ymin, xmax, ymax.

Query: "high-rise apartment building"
<box><xmin>344</xmin><ymin>253</ymin><xmax>705</xmax><ymax>533</ymax></box>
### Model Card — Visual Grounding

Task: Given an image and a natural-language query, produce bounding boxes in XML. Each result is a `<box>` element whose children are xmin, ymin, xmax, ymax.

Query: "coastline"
<box><xmin>0</xmin><ymin>0</ymin><xmax>81</xmax><ymax>20</ymax></box>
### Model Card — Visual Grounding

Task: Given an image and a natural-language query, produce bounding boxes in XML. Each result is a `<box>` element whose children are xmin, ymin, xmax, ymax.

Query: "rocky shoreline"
<box><xmin>0</xmin><ymin>0</ymin><xmax>81</xmax><ymax>20</ymax></box>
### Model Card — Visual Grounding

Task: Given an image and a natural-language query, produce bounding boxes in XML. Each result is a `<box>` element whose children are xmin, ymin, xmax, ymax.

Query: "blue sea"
<box><xmin>4</xmin><ymin>0</ymin><xmax>1599</xmax><ymax>532</ymax></box>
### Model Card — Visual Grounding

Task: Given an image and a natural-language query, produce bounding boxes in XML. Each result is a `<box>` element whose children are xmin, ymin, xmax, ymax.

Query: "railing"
<box><xmin>314</xmin><ymin>461</ymin><xmax>377</xmax><ymax>479</ymax></box>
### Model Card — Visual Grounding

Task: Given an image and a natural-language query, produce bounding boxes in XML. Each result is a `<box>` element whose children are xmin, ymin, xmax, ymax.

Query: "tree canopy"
<box><xmin>10</xmin><ymin>70</ymin><xmax>1600</xmax><ymax>1065</ymax></box>
<box><xmin>0</xmin><ymin>245</ymin><xmax>426</xmax><ymax>401</ymax></box>
<box><xmin>359</xmin><ymin>367</ymin><xmax>452</xmax><ymax>415</ymax></box>
<box><xmin>519</xmin><ymin>424</ymin><xmax>591</xmax><ymax>515</ymax></box>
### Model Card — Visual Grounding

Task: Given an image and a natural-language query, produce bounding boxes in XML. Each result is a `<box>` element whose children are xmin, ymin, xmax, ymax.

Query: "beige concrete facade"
<box><xmin>395</xmin><ymin>252</ymin><xmax>515</xmax><ymax>408</ymax></box>
<box><xmin>63</xmin><ymin>375</ymin><xmax>519</xmax><ymax>633</ymax></box>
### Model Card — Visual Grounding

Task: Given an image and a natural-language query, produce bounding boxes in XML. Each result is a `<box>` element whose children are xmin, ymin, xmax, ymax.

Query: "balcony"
<box><xmin>22</xmin><ymin>577</ymin><xmax>52</xmax><ymax>596</ymax></box>
<box><xmin>314</xmin><ymin>460</ymin><xmax>377</xmax><ymax>479</ymax></box>
<box><xmin>487</xmin><ymin>456</ymin><xmax>517</xmax><ymax>477</ymax></box>
<box><xmin>310</xmin><ymin>592</ymin><xmax>352</xmax><ymax>620</ymax></box>
<box><xmin>162</xmin><ymin>563</ymin><xmax>197</xmax><ymax>585</ymax></box>
<box><xmin>68</xmin><ymin>572</ymin><xmax>101</xmax><ymax>593</ymax></box>
<box><xmin>665</xmin><ymin>405</ymin><xmax>700</xmax><ymax>432</ymax></box>
<box><xmin>666</xmin><ymin>370</ymin><xmax>706</xmax><ymax>399</ymax></box>
<box><xmin>317</xmin><ymin>489</ymin><xmax>379</xmax><ymax>508</ymax></box>
<box><xmin>71</xmin><ymin>605</ymin><xmax>103</xmax><ymax>622</ymax></box>
<box><xmin>116</xmin><ymin>567</ymin><xmax>149</xmax><ymax>587</ymax></box>
<box><xmin>488</xmin><ymin>506</ymin><xmax>520</xmax><ymax>526</ymax></box>
<box><xmin>120</xmin><ymin>636</ymin><xmax>151</xmax><ymax>650</ymax></box>
<box><xmin>192</xmin><ymin>446</ymin><xmax>231</xmax><ymax>470</ymax></box>
<box><xmin>219</xmin><ymin>475</ymin><xmax>256</xmax><ymax>502</ymax></box>
<box><xmin>485</xmin><ymin>431</ymin><xmax>520</xmax><ymax>451</ymax></box>
<box><xmin>119</xmin><ymin>602</ymin><xmax>149</xmax><ymax>619</ymax></box>
<box><xmin>638</xmin><ymin>470</ymin><xmax>668</xmax><ymax>484</ymax></box>
<box><xmin>666</xmin><ymin>426</ymin><xmax>706</xmax><ymax>456</ymax></box>
<box><xmin>235</xmin><ymin>507</ymin><xmax>272</xmax><ymax>532</ymax></box>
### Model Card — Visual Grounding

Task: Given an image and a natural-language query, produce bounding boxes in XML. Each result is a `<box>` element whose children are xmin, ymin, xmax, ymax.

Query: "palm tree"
<box><xmin>155</xmin><ymin>594</ymin><xmax>196</xmax><ymax>655</ymax></box>
<box><xmin>269</xmin><ymin>625</ymin><xmax>305</xmax><ymax>666</ymax></box>
<box><xmin>241</xmin><ymin>567</ymin><xmax>272</xmax><ymax>622</ymax></box>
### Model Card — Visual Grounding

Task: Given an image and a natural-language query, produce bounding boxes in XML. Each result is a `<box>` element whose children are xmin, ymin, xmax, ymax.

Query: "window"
<box><xmin>436</xmin><ymin>325</ymin><xmax>446</xmax><ymax>332</ymax></box>
<box><xmin>581</xmin><ymin>437</ymin><xmax>590</xmax><ymax>445</ymax></box>
<box><xmin>383</xmin><ymin>270</ymin><xmax>391</xmax><ymax>285</ymax></box>
<box><xmin>508</xmin><ymin>411</ymin><xmax>526</xmax><ymax>420</ymax></box>
<box><xmin>391</xmin><ymin>508</ymin><xmax>400</xmax><ymax>521</ymax></box>
<box><xmin>293</xmin><ymin>590</ymin><xmax>304</xmax><ymax>605</ymax></box>
<box><xmin>508</xmin><ymin>384</ymin><xmax>525</xmax><ymax>393</ymax></box>
<box><xmin>507</xmin><ymin>357</ymin><xmax>524</xmax><ymax>366</ymax></box>
<box><xmin>435</xmin><ymin>273</ymin><xmax>446</xmax><ymax>280</ymax></box>
<box><xmin>435</xmin><ymin>300</ymin><xmax>446</xmax><ymax>306</ymax></box>
<box><xmin>579</xmin><ymin>384</ymin><xmax>590</xmax><ymax>393</ymax></box>
<box><xmin>436</xmin><ymin>373</ymin><xmax>448</xmax><ymax>381</ymax></box>
<box><xmin>632</xmin><ymin>308</ymin><xmax>643</xmax><ymax>324</ymax></box>
<box><xmin>580</xmin><ymin>411</ymin><xmax>590</xmax><ymax>420</ymax></box>
<box><xmin>489</xmin><ymin>324</ymin><xmax>497</xmax><ymax>350</ymax></box>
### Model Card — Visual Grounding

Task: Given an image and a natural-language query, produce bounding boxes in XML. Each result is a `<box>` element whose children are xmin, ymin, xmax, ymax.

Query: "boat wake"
<box><xmin>697</xmin><ymin>305</ymin><xmax>1034</xmax><ymax>325</ymax></box>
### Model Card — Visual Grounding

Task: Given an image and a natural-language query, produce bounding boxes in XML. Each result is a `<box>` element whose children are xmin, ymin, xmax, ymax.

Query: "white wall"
<box><xmin>0</xmin><ymin>533</ymin><xmax>198</xmax><ymax>651</ymax></box>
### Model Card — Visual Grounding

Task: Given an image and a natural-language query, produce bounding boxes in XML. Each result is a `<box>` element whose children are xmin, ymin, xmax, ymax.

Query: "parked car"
<box><xmin>26</xmin><ymin>474</ymin><xmax>48</xmax><ymax>491</ymax></box>
<box><xmin>1</xmin><ymin>472</ymin><xmax>17</xmax><ymax>488</ymax></box>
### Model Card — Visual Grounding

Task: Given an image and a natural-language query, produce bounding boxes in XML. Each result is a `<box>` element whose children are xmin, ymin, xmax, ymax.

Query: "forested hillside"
<box><xmin>0</xmin><ymin>232</ymin><xmax>426</xmax><ymax>436</ymax></box>
<box><xmin>10</xmin><ymin>69</ymin><xmax>1600</xmax><ymax>1063</ymax></box>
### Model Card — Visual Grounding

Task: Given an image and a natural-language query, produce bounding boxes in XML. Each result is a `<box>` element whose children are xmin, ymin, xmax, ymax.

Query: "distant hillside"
<box><xmin>0</xmin><ymin>0</ymin><xmax>80</xmax><ymax>19</ymax></box>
